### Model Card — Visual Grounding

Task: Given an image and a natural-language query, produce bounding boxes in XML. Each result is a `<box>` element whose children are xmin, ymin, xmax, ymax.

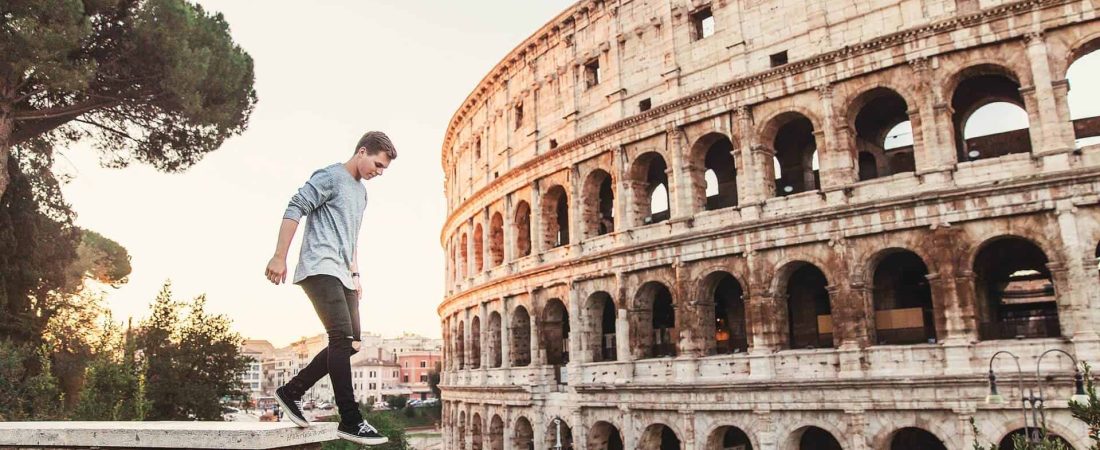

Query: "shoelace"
<box><xmin>293</xmin><ymin>400</ymin><xmax>304</xmax><ymax>411</ymax></box>
<box><xmin>358</xmin><ymin>421</ymin><xmax>378</xmax><ymax>435</ymax></box>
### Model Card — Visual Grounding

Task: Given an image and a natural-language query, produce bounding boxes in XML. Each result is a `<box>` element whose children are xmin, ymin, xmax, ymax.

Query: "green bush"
<box><xmin>0</xmin><ymin>340</ymin><xmax>63</xmax><ymax>420</ymax></box>
<box><xmin>321</xmin><ymin>405</ymin><xmax>408</xmax><ymax>450</ymax></box>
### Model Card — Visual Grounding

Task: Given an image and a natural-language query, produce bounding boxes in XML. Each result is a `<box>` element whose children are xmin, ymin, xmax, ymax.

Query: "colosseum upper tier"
<box><xmin>438</xmin><ymin>0</ymin><xmax>1100</xmax><ymax>449</ymax></box>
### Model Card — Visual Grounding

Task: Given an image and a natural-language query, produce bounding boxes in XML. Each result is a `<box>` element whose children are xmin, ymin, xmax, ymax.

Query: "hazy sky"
<box><xmin>53</xmin><ymin>2</ymin><xmax>1099</xmax><ymax>348</ymax></box>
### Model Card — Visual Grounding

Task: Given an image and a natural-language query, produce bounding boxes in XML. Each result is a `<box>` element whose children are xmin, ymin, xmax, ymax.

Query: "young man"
<box><xmin>264</xmin><ymin>131</ymin><xmax>396</xmax><ymax>445</ymax></box>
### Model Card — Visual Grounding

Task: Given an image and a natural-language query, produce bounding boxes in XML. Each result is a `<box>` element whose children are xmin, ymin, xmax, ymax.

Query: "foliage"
<box><xmin>428</xmin><ymin>362</ymin><xmax>441</xmax><ymax>399</ymax></box>
<box><xmin>72</xmin><ymin>318</ymin><xmax>148</xmax><ymax>421</ymax></box>
<box><xmin>1069</xmin><ymin>363</ymin><xmax>1100</xmax><ymax>450</ymax></box>
<box><xmin>0</xmin><ymin>0</ymin><xmax>257</xmax><ymax>198</ymax></box>
<box><xmin>137</xmin><ymin>281</ymin><xmax>249</xmax><ymax>420</ymax></box>
<box><xmin>970</xmin><ymin>411</ymin><xmax>1073</xmax><ymax>450</ymax></box>
<box><xmin>321</xmin><ymin>405</ymin><xmax>409</xmax><ymax>450</ymax></box>
<box><xmin>386</xmin><ymin>395</ymin><xmax>408</xmax><ymax>410</ymax></box>
<box><xmin>0</xmin><ymin>340</ymin><xmax>63</xmax><ymax>420</ymax></box>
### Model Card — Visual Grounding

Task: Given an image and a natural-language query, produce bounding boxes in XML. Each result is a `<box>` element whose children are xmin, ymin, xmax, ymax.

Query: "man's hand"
<box><xmin>265</xmin><ymin>256</ymin><xmax>288</xmax><ymax>284</ymax></box>
<box><xmin>353</xmin><ymin>276</ymin><xmax>362</xmax><ymax>299</ymax></box>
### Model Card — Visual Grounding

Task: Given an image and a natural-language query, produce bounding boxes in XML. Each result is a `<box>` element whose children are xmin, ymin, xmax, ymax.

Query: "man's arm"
<box><xmin>351</xmin><ymin>246</ymin><xmax>361</xmax><ymax>298</ymax></box>
<box><xmin>265</xmin><ymin>218</ymin><xmax>299</xmax><ymax>285</ymax></box>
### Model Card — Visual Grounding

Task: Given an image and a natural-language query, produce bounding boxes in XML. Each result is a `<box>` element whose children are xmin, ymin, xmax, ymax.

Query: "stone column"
<box><xmin>569</xmin><ymin>164</ymin><xmax>582</xmax><ymax>249</ymax></box>
<box><xmin>503</xmin><ymin>195</ymin><xmax>515</xmax><ymax>264</ymax></box>
<box><xmin>501</xmin><ymin>298</ymin><xmax>512</xmax><ymax>370</ymax></box>
<box><xmin>845</xmin><ymin>409</ymin><xmax>869</xmax><ymax>450</ymax></box>
<box><xmin>1053</xmin><ymin>200</ymin><xmax>1100</xmax><ymax>352</ymax></box>
<box><xmin>910</xmin><ymin>57</ymin><xmax>957</xmax><ymax>182</ymax></box>
<box><xmin>463</xmin><ymin>308</ymin><xmax>473</xmax><ymax>371</ymax></box>
<box><xmin>530</xmin><ymin>181</ymin><xmax>544</xmax><ymax>254</ymax></box>
<box><xmin>567</xmin><ymin>284</ymin><xmax>584</xmax><ymax>381</ymax></box>
<box><xmin>467</xmin><ymin>218</ymin><xmax>477</xmax><ymax>280</ymax></box>
<box><xmin>613</xmin><ymin>145</ymin><xmax>629</xmax><ymax>235</ymax></box>
<box><xmin>734</xmin><ymin>106</ymin><xmax>765</xmax><ymax>220</ymax></box>
<box><xmin>746</xmin><ymin>290</ymin><xmax>777</xmax><ymax>379</ymax></box>
<box><xmin>668</xmin><ymin>126</ymin><xmax>695</xmax><ymax>220</ymax></box>
<box><xmin>480</xmin><ymin>302</ymin><xmax>490</xmax><ymax>371</ymax></box>
<box><xmin>1024</xmin><ymin>32</ymin><xmax>1076</xmax><ymax>164</ymax></box>
<box><xmin>680</xmin><ymin>410</ymin><xmax>696</xmax><ymax>450</ymax></box>
<box><xmin>817</xmin><ymin>84</ymin><xmax>856</xmax><ymax>204</ymax></box>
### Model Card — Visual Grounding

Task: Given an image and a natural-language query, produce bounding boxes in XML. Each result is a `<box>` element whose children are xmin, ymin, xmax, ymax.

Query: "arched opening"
<box><xmin>639</xmin><ymin>424</ymin><xmax>681</xmax><ymax>450</ymax></box>
<box><xmin>634</xmin><ymin>281</ymin><xmax>677</xmax><ymax>359</ymax></box>
<box><xmin>853</xmin><ymin>88</ymin><xmax>914</xmax><ymax>180</ymax></box>
<box><xmin>489</xmin><ymin>415</ymin><xmax>505</xmax><ymax>450</ymax></box>
<box><xmin>795</xmin><ymin>427</ymin><xmax>842</xmax><ymax>450</ymax></box>
<box><xmin>709</xmin><ymin>272</ymin><xmax>748</xmax><ymax>355</ymax></box>
<box><xmin>510</xmin><ymin>306</ymin><xmax>531</xmax><ymax>367</ymax></box>
<box><xmin>1068</xmin><ymin>43</ymin><xmax>1100</xmax><ymax>148</ymax></box>
<box><xmin>474</xmin><ymin>224</ymin><xmax>485</xmax><ymax>273</ymax></box>
<box><xmin>890</xmin><ymin>427</ymin><xmax>946</xmax><ymax>450</ymax></box>
<box><xmin>456</xmin><ymin>321</ymin><xmax>466</xmax><ymax>370</ymax></box>
<box><xmin>631</xmin><ymin>152</ymin><xmax>671</xmax><ymax>225</ymax></box>
<box><xmin>583</xmin><ymin>169</ymin><xmax>615</xmax><ymax>237</ymax></box>
<box><xmin>542</xmin><ymin>185</ymin><xmax>570</xmax><ymax>248</ymax></box>
<box><xmin>471</xmin><ymin>413</ymin><xmax>484</xmax><ymax>450</ymax></box>
<box><xmin>692</xmin><ymin>133</ymin><xmax>738</xmax><ymax>211</ymax></box>
<box><xmin>781</xmin><ymin>263</ymin><xmax>833</xmax><ymax>350</ymax></box>
<box><xmin>542</xmin><ymin>299</ymin><xmax>570</xmax><ymax>365</ymax></box>
<box><xmin>872</xmin><ymin>251</ymin><xmax>936</xmax><ymax>345</ymax></box>
<box><xmin>513</xmin><ymin>417</ymin><xmax>534</xmax><ymax>450</ymax></box>
<box><xmin>997</xmin><ymin>429</ymin><xmax>1074</xmax><ymax>450</ymax></box>
<box><xmin>974</xmin><ymin>237</ymin><xmax>1060</xmax><ymax>340</ymax></box>
<box><xmin>460</xmin><ymin>233</ymin><xmax>469</xmax><ymax>278</ymax></box>
<box><xmin>951</xmin><ymin>66</ymin><xmax>1032</xmax><ymax>161</ymax></box>
<box><xmin>586</xmin><ymin>292</ymin><xmax>618</xmax><ymax>362</ymax></box>
<box><xmin>588</xmin><ymin>421</ymin><xmax>625</xmax><ymax>450</ymax></box>
<box><xmin>706</xmin><ymin>426</ymin><xmax>753</xmax><ymax>450</ymax></box>
<box><xmin>770</xmin><ymin>114</ymin><xmax>819</xmax><ymax>196</ymax></box>
<box><xmin>489</xmin><ymin>213</ymin><xmax>504</xmax><ymax>267</ymax></box>
<box><xmin>470</xmin><ymin>316</ymin><xmax>482</xmax><ymax>369</ymax></box>
<box><xmin>544</xmin><ymin>418</ymin><xmax>574</xmax><ymax>450</ymax></box>
<box><xmin>487</xmin><ymin>312</ymin><xmax>502</xmax><ymax>368</ymax></box>
<box><xmin>514</xmin><ymin>201</ymin><xmax>532</xmax><ymax>258</ymax></box>
<box><xmin>458</xmin><ymin>411</ymin><xmax>468</xmax><ymax>450</ymax></box>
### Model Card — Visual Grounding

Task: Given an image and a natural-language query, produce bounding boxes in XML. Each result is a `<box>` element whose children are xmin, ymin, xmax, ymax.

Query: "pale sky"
<box><xmin>52</xmin><ymin>2</ymin><xmax>1099</xmax><ymax>348</ymax></box>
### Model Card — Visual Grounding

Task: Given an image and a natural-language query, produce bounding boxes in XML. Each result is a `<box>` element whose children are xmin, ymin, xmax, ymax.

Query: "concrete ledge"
<box><xmin>0</xmin><ymin>421</ymin><xmax>337</xmax><ymax>450</ymax></box>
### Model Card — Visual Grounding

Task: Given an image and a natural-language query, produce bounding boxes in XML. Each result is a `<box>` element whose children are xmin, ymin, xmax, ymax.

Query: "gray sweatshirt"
<box><xmin>283</xmin><ymin>163</ymin><xmax>367</xmax><ymax>290</ymax></box>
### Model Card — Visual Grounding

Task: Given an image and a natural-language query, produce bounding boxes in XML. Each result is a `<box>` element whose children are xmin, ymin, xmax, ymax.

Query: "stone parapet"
<box><xmin>0</xmin><ymin>422</ymin><xmax>336</xmax><ymax>450</ymax></box>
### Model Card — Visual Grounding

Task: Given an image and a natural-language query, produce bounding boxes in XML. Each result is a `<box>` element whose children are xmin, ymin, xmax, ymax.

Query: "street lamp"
<box><xmin>985</xmin><ymin>349</ymin><xmax>1090</xmax><ymax>444</ymax></box>
<box><xmin>553</xmin><ymin>417</ymin><xmax>563</xmax><ymax>450</ymax></box>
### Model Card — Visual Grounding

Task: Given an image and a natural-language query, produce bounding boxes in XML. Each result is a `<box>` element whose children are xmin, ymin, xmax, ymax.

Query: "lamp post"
<box><xmin>985</xmin><ymin>349</ymin><xmax>1090</xmax><ymax>444</ymax></box>
<box><xmin>552</xmin><ymin>417</ymin><xmax>563</xmax><ymax>450</ymax></box>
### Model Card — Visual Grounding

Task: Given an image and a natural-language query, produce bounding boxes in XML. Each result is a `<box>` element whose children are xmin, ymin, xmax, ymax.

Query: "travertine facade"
<box><xmin>438</xmin><ymin>0</ymin><xmax>1100</xmax><ymax>449</ymax></box>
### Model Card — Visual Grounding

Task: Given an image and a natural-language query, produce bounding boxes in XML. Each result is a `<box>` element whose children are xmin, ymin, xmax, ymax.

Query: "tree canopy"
<box><xmin>0</xmin><ymin>0</ymin><xmax>257</xmax><ymax>197</ymax></box>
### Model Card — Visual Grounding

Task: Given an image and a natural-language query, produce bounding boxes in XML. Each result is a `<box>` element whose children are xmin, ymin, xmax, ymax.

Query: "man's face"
<box><xmin>357</xmin><ymin>148</ymin><xmax>392</xmax><ymax>181</ymax></box>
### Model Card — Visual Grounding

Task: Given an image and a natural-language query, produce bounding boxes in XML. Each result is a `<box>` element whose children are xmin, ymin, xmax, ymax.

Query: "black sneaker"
<box><xmin>337</xmin><ymin>420</ymin><xmax>389</xmax><ymax>446</ymax></box>
<box><xmin>274</xmin><ymin>386</ymin><xmax>309</xmax><ymax>428</ymax></box>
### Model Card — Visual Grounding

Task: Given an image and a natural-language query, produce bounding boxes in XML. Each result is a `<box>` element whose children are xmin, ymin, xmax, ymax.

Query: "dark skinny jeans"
<box><xmin>283</xmin><ymin>275</ymin><xmax>362</xmax><ymax>425</ymax></box>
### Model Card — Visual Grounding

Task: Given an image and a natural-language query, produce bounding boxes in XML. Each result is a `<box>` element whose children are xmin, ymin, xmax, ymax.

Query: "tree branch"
<box><xmin>73</xmin><ymin>118</ymin><xmax>139</xmax><ymax>143</ymax></box>
<box><xmin>13</xmin><ymin>99</ymin><xmax>116</xmax><ymax>121</ymax></box>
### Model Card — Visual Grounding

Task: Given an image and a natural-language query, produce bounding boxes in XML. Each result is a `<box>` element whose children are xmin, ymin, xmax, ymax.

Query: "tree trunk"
<box><xmin>0</xmin><ymin>108</ymin><xmax>13</xmax><ymax>201</ymax></box>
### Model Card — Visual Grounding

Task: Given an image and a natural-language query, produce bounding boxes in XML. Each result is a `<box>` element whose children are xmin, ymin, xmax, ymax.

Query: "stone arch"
<box><xmin>782</xmin><ymin>425</ymin><xmax>843</xmax><ymax>450</ymax></box>
<box><xmin>699</xmin><ymin>270</ymin><xmax>749</xmax><ymax>355</ymax></box>
<box><xmin>513</xmin><ymin>416</ymin><xmax>534</xmax><ymax>450</ymax></box>
<box><xmin>632</xmin><ymin>280</ymin><xmax>678</xmax><ymax>359</ymax></box>
<box><xmin>471</xmin><ymin>412</ymin><xmax>484</xmax><ymax>450</ymax></box>
<box><xmin>983</xmin><ymin>414</ymin><xmax>1088</xmax><ymax>450</ymax></box>
<box><xmin>474</xmin><ymin>223</ymin><xmax>485</xmax><ymax>273</ymax></box>
<box><xmin>489</xmin><ymin>212</ymin><xmax>504</xmax><ymax>267</ymax></box>
<box><xmin>541</xmin><ymin>298</ymin><xmax>570</xmax><ymax>365</ymax></box>
<box><xmin>847</xmin><ymin>87</ymin><xmax>915</xmax><ymax>180</ymax></box>
<box><xmin>868</xmin><ymin>248</ymin><xmax>936</xmax><ymax>345</ymax></box>
<box><xmin>510</xmin><ymin>305</ymin><xmax>532</xmax><ymax>367</ymax></box>
<box><xmin>585</xmin><ymin>291</ymin><xmax>618</xmax><ymax>362</ymax></box>
<box><xmin>588</xmin><ymin>420</ymin><xmax>625</xmax><ymax>450</ymax></box>
<box><xmin>544</xmin><ymin>417</ymin><xmax>574</xmax><ymax>450</ymax></box>
<box><xmin>489</xmin><ymin>414</ymin><xmax>505</xmax><ymax>450</ymax></box>
<box><xmin>470</xmin><ymin>315</ymin><xmax>482</xmax><ymax>369</ymax></box>
<box><xmin>458</xmin><ymin>410</ymin><xmax>468</xmax><ymax>450</ymax></box>
<box><xmin>690</xmin><ymin>132</ymin><xmax>738</xmax><ymax>211</ymax></box>
<box><xmin>456</xmin><ymin>320</ymin><xmax>466</xmax><ymax>370</ymax></box>
<box><xmin>705</xmin><ymin>425</ymin><xmax>755</xmax><ymax>450</ymax></box>
<box><xmin>947</xmin><ymin>63</ymin><xmax>1032</xmax><ymax>162</ymax></box>
<box><xmin>760</xmin><ymin>111</ymin><xmax>821</xmax><ymax>197</ymax></box>
<box><xmin>629</xmin><ymin>151</ymin><xmax>671</xmax><ymax>226</ymax></box>
<box><xmin>774</xmin><ymin>261</ymin><xmax>833</xmax><ymax>350</ymax></box>
<box><xmin>638</xmin><ymin>422</ymin><xmax>682</xmax><ymax>450</ymax></box>
<box><xmin>1065</xmin><ymin>35</ymin><xmax>1100</xmax><ymax>148</ymax></box>
<box><xmin>883</xmin><ymin>427</ymin><xmax>947</xmax><ymax>450</ymax></box>
<box><xmin>583</xmin><ymin>168</ymin><xmax>615</xmax><ymax>238</ymax></box>
<box><xmin>997</xmin><ymin>429</ymin><xmax>1074</xmax><ymax>450</ymax></box>
<box><xmin>514</xmin><ymin>200</ymin><xmax>532</xmax><ymax>258</ymax></box>
<box><xmin>542</xmin><ymin>185</ymin><xmax>570</xmax><ymax>248</ymax></box>
<box><xmin>971</xmin><ymin>235</ymin><xmax>1060</xmax><ymax>340</ymax></box>
<box><xmin>487</xmin><ymin>311</ymin><xmax>503</xmax><ymax>368</ymax></box>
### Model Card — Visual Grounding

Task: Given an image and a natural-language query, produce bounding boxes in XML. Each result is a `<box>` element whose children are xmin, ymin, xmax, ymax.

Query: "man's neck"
<box><xmin>342</xmin><ymin>160</ymin><xmax>361</xmax><ymax>181</ymax></box>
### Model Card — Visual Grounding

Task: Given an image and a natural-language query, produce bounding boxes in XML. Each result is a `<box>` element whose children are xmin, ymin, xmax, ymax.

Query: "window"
<box><xmin>404</xmin><ymin>361</ymin><xmax>409</xmax><ymax>368</ymax></box>
<box><xmin>584</xmin><ymin>59</ymin><xmax>601</xmax><ymax>89</ymax></box>
<box><xmin>420</xmin><ymin>374</ymin><xmax>428</xmax><ymax>382</ymax></box>
<box><xmin>369</xmin><ymin>383</ymin><xmax>376</xmax><ymax>390</ymax></box>
<box><xmin>475</xmin><ymin>137</ymin><xmax>481</xmax><ymax>159</ymax></box>
<box><xmin>514</xmin><ymin>104</ymin><xmax>524</xmax><ymax>130</ymax></box>
<box><xmin>770</xmin><ymin>51</ymin><xmax>788</xmax><ymax>68</ymax></box>
<box><xmin>692</xmin><ymin>8</ymin><xmax>715</xmax><ymax>40</ymax></box>
<box><xmin>420</xmin><ymin>361</ymin><xmax>427</xmax><ymax>368</ymax></box>
<box><xmin>639</xmin><ymin>98</ymin><xmax>652</xmax><ymax>112</ymax></box>
<box><xmin>403</xmin><ymin>376</ymin><xmax>409</xmax><ymax>383</ymax></box>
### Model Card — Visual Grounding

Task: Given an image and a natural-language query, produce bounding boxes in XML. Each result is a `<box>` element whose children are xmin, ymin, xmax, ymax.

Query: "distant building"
<box><xmin>351</xmin><ymin>357</ymin><xmax>406</xmax><ymax>405</ymax></box>
<box><xmin>396</xmin><ymin>350</ymin><xmax>442</xmax><ymax>400</ymax></box>
<box><xmin>239</xmin><ymin>340</ymin><xmax>274</xmax><ymax>400</ymax></box>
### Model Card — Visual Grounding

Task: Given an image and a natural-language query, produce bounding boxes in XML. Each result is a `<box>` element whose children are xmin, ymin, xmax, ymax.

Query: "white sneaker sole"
<box><xmin>273</xmin><ymin>393</ymin><xmax>309</xmax><ymax>428</ymax></box>
<box><xmin>337</xmin><ymin>431</ymin><xmax>389</xmax><ymax>446</ymax></box>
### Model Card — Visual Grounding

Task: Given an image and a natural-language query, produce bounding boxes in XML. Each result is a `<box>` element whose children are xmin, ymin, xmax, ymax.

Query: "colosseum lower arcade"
<box><xmin>437</xmin><ymin>0</ymin><xmax>1100</xmax><ymax>449</ymax></box>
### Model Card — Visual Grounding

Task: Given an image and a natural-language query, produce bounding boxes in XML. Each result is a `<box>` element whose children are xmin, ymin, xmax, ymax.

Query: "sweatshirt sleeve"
<box><xmin>283</xmin><ymin>169</ymin><xmax>334</xmax><ymax>222</ymax></box>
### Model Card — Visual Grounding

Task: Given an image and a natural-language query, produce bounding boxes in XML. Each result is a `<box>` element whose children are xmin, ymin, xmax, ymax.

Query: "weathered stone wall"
<box><xmin>438</xmin><ymin>0</ymin><xmax>1100</xmax><ymax>448</ymax></box>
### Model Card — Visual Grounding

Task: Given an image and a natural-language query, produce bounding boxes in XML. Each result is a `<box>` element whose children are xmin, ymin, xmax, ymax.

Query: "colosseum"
<box><xmin>437</xmin><ymin>0</ymin><xmax>1100</xmax><ymax>448</ymax></box>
